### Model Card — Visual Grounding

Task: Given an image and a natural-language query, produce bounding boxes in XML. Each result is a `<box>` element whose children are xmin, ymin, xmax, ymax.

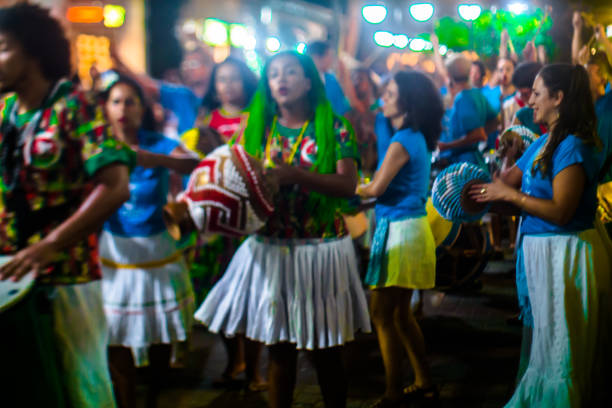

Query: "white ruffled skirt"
<box><xmin>194</xmin><ymin>235</ymin><xmax>372</xmax><ymax>350</ymax></box>
<box><xmin>504</xmin><ymin>228</ymin><xmax>612</xmax><ymax>408</ymax></box>
<box><xmin>100</xmin><ymin>230</ymin><xmax>195</xmax><ymax>366</ymax></box>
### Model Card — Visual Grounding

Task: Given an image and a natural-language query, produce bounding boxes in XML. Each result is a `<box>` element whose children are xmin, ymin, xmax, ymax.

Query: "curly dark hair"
<box><xmin>200</xmin><ymin>57</ymin><xmax>258</xmax><ymax>112</ymax></box>
<box><xmin>0</xmin><ymin>3</ymin><xmax>70</xmax><ymax>81</ymax></box>
<box><xmin>532</xmin><ymin>64</ymin><xmax>599</xmax><ymax>176</ymax></box>
<box><xmin>392</xmin><ymin>70</ymin><xmax>444</xmax><ymax>151</ymax></box>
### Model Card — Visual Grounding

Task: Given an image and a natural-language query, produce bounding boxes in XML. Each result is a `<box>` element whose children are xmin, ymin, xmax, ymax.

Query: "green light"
<box><xmin>362</xmin><ymin>5</ymin><xmax>387</xmax><ymax>24</ymax></box>
<box><xmin>458</xmin><ymin>4</ymin><xmax>482</xmax><ymax>21</ymax></box>
<box><xmin>374</xmin><ymin>31</ymin><xmax>394</xmax><ymax>47</ymax></box>
<box><xmin>409</xmin><ymin>3</ymin><xmax>434</xmax><ymax>22</ymax></box>
<box><xmin>203</xmin><ymin>18</ymin><xmax>228</xmax><ymax>47</ymax></box>
<box><xmin>103</xmin><ymin>5</ymin><xmax>125</xmax><ymax>28</ymax></box>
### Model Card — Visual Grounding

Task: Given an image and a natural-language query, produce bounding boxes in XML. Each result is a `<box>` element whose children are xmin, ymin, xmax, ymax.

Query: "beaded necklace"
<box><xmin>264</xmin><ymin>115</ymin><xmax>309</xmax><ymax>168</ymax></box>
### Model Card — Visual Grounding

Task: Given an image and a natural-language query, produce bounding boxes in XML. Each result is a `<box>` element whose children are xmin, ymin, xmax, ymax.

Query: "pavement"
<box><xmin>144</xmin><ymin>259</ymin><xmax>522</xmax><ymax>408</ymax></box>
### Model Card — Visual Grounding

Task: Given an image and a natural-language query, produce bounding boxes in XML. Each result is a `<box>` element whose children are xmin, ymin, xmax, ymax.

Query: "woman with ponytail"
<box><xmin>470</xmin><ymin>64</ymin><xmax>611</xmax><ymax>407</ymax></box>
<box><xmin>194</xmin><ymin>51</ymin><xmax>371</xmax><ymax>408</ymax></box>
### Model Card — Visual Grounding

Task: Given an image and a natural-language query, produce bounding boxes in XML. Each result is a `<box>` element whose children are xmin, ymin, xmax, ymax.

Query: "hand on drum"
<box><xmin>264</xmin><ymin>156</ymin><xmax>298</xmax><ymax>186</ymax></box>
<box><xmin>0</xmin><ymin>239</ymin><xmax>57</xmax><ymax>281</ymax></box>
<box><xmin>469</xmin><ymin>176</ymin><xmax>518</xmax><ymax>203</ymax></box>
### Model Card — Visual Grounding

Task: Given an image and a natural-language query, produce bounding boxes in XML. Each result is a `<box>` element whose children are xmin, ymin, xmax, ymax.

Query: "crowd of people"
<box><xmin>0</xmin><ymin>3</ymin><xmax>611</xmax><ymax>408</ymax></box>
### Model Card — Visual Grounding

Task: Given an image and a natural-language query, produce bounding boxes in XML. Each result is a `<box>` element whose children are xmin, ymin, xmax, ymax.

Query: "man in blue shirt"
<box><xmin>480</xmin><ymin>57</ymin><xmax>516</xmax><ymax>115</ymax></box>
<box><xmin>308</xmin><ymin>41</ymin><xmax>351</xmax><ymax>116</ymax></box>
<box><xmin>438</xmin><ymin>55</ymin><xmax>497</xmax><ymax>166</ymax></box>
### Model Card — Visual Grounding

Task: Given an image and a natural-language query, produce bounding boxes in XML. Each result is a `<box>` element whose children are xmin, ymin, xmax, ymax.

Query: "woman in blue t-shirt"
<box><xmin>357</xmin><ymin>71</ymin><xmax>444</xmax><ymax>407</ymax></box>
<box><xmin>470</xmin><ymin>64</ymin><xmax>611</xmax><ymax>408</ymax></box>
<box><xmin>100</xmin><ymin>76</ymin><xmax>200</xmax><ymax>408</ymax></box>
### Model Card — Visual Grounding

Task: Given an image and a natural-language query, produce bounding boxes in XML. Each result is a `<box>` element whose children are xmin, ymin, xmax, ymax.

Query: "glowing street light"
<box><xmin>229</xmin><ymin>24</ymin><xmax>248</xmax><ymax>48</ymax></box>
<box><xmin>507</xmin><ymin>2</ymin><xmax>528</xmax><ymax>15</ymax></box>
<box><xmin>203</xmin><ymin>18</ymin><xmax>229</xmax><ymax>46</ymax></box>
<box><xmin>439</xmin><ymin>44</ymin><xmax>448</xmax><ymax>55</ymax></box>
<box><xmin>374</xmin><ymin>31</ymin><xmax>394</xmax><ymax>47</ymax></box>
<box><xmin>409</xmin><ymin>3</ymin><xmax>434</xmax><ymax>22</ymax></box>
<box><xmin>393</xmin><ymin>34</ymin><xmax>409</xmax><ymax>49</ymax></box>
<box><xmin>457</xmin><ymin>4</ymin><xmax>482</xmax><ymax>21</ymax></box>
<box><xmin>409</xmin><ymin>38</ymin><xmax>432</xmax><ymax>52</ymax></box>
<box><xmin>362</xmin><ymin>5</ymin><xmax>387</xmax><ymax>24</ymax></box>
<box><xmin>266</xmin><ymin>36</ymin><xmax>281</xmax><ymax>53</ymax></box>
<box><xmin>297</xmin><ymin>42</ymin><xmax>307</xmax><ymax>54</ymax></box>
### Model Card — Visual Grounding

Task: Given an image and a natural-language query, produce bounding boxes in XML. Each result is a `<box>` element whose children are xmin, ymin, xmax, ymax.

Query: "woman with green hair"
<box><xmin>194</xmin><ymin>51</ymin><xmax>371</xmax><ymax>407</ymax></box>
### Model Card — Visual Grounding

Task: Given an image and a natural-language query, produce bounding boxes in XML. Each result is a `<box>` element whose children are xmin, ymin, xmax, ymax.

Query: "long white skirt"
<box><xmin>195</xmin><ymin>235</ymin><xmax>372</xmax><ymax>350</ymax></box>
<box><xmin>504</xmin><ymin>228</ymin><xmax>612</xmax><ymax>408</ymax></box>
<box><xmin>100</xmin><ymin>230</ymin><xmax>195</xmax><ymax>366</ymax></box>
<box><xmin>52</xmin><ymin>281</ymin><xmax>116</xmax><ymax>408</ymax></box>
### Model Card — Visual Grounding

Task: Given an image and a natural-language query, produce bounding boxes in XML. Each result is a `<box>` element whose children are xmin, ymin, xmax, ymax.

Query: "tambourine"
<box><xmin>164</xmin><ymin>144</ymin><xmax>277</xmax><ymax>239</ymax></box>
<box><xmin>431</xmin><ymin>162</ymin><xmax>491</xmax><ymax>222</ymax></box>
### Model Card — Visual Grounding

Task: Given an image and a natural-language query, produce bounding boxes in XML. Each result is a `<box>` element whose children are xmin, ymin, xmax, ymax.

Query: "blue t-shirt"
<box><xmin>374</xmin><ymin>114</ymin><xmax>431</xmax><ymax>220</ymax></box>
<box><xmin>104</xmin><ymin>131</ymin><xmax>179</xmax><ymax>237</ymax></box>
<box><xmin>479</xmin><ymin>85</ymin><xmax>514</xmax><ymax>114</ymax></box>
<box><xmin>595</xmin><ymin>92</ymin><xmax>612</xmax><ymax>183</ymax></box>
<box><xmin>516</xmin><ymin>134</ymin><xmax>599</xmax><ymax>235</ymax></box>
<box><xmin>324</xmin><ymin>72</ymin><xmax>350</xmax><ymax>116</ymax></box>
<box><xmin>515</xmin><ymin>107</ymin><xmax>542</xmax><ymax>136</ymax></box>
<box><xmin>440</xmin><ymin>88</ymin><xmax>496</xmax><ymax>164</ymax></box>
<box><xmin>159</xmin><ymin>82</ymin><xmax>202</xmax><ymax>135</ymax></box>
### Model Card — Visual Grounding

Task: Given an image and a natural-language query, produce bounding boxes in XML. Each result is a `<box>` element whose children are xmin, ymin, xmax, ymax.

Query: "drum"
<box><xmin>431</xmin><ymin>162</ymin><xmax>491</xmax><ymax>223</ymax></box>
<box><xmin>0</xmin><ymin>256</ymin><xmax>36</xmax><ymax>312</ymax></box>
<box><xmin>165</xmin><ymin>144</ymin><xmax>277</xmax><ymax>240</ymax></box>
<box><xmin>425</xmin><ymin>199</ymin><xmax>492</xmax><ymax>290</ymax></box>
<box><xmin>497</xmin><ymin>125</ymin><xmax>538</xmax><ymax>151</ymax></box>
<box><xmin>0</xmin><ymin>256</ymin><xmax>66</xmax><ymax>407</ymax></box>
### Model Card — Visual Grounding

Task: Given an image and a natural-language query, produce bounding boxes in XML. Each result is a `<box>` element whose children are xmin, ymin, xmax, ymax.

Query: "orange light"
<box><xmin>67</xmin><ymin>6</ymin><xmax>104</xmax><ymax>24</ymax></box>
<box><xmin>422</xmin><ymin>60</ymin><xmax>435</xmax><ymax>73</ymax></box>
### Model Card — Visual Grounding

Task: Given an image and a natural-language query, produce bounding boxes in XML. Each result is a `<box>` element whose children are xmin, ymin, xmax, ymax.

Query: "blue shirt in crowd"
<box><xmin>105</xmin><ymin>131</ymin><xmax>179</xmax><ymax>237</ymax></box>
<box><xmin>479</xmin><ymin>85</ymin><xmax>514</xmax><ymax>114</ymax></box>
<box><xmin>324</xmin><ymin>72</ymin><xmax>351</xmax><ymax>116</ymax></box>
<box><xmin>515</xmin><ymin>107</ymin><xmax>543</xmax><ymax>136</ymax></box>
<box><xmin>374</xmin><ymin>113</ymin><xmax>431</xmax><ymax>220</ymax></box>
<box><xmin>516</xmin><ymin>133</ymin><xmax>599</xmax><ymax>235</ymax></box>
<box><xmin>440</xmin><ymin>88</ymin><xmax>496</xmax><ymax>164</ymax></box>
<box><xmin>159</xmin><ymin>82</ymin><xmax>202</xmax><ymax>135</ymax></box>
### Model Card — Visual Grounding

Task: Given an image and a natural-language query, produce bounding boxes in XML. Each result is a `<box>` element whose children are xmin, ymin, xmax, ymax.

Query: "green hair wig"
<box><xmin>239</xmin><ymin>51</ymin><xmax>356</xmax><ymax>230</ymax></box>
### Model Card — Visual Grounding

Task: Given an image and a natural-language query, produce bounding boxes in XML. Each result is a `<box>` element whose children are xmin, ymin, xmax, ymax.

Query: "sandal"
<box><xmin>246</xmin><ymin>380</ymin><xmax>269</xmax><ymax>392</ymax></box>
<box><xmin>402</xmin><ymin>383</ymin><xmax>439</xmax><ymax>401</ymax></box>
<box><xmin>369</xmin><ymin>396</ymin><xmax>403</xmax><ymax>408</ymax></box>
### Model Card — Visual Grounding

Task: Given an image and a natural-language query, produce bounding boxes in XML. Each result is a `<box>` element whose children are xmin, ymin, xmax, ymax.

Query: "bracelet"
<box><xmin>356</xmin><ymin>184</ymin><xmax>365</xmax><ymax>197</ymax></box>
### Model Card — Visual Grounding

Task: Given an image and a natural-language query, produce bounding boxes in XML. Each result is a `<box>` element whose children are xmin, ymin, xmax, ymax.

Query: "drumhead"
<box><xmin>0</xmin><ymin>256</ymin><xmax>36</xmax><ymax>313</ymax></box>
